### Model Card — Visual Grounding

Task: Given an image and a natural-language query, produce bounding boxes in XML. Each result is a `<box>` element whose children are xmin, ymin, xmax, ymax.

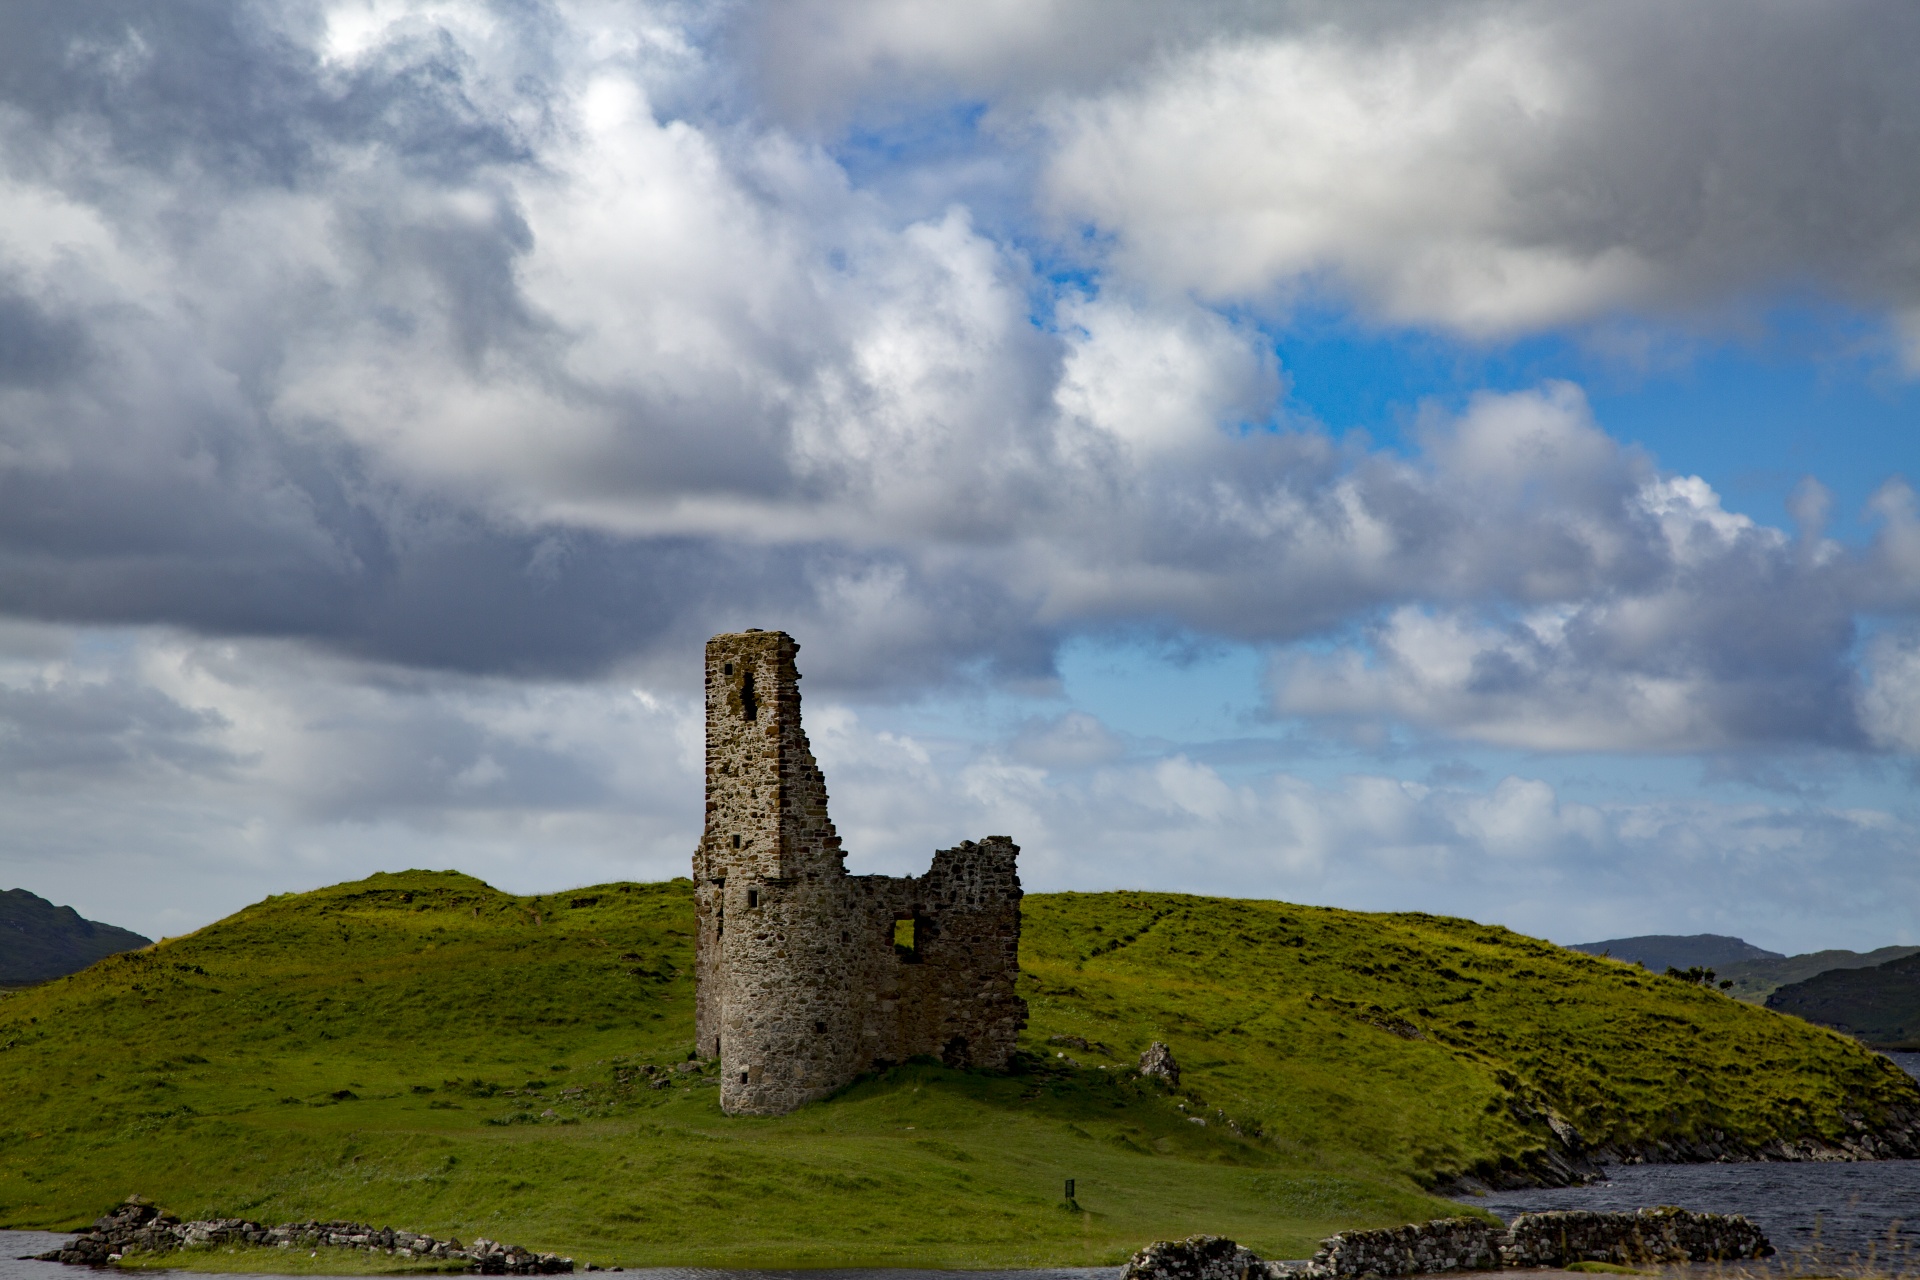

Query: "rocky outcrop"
<box><xmin>1590</xmin><ymin>1109</ymin><xmax>1920</xmax><ymax>1166</ymax></box>
<box><xmin>1444</xmin><ymin>1100</ymin><xmax>1920</xmax><ymax>1191</ymax></box>
<box><xmin>1124</xmin><ymin>1210</ymin><xmax>1771</xmax><ymax>1280</ymax></box>
<box><xmin>1123</xmin><ymin>1236</ymin><xmax>1264</xmax><ymax>1280</ymax></box>
<box><xmin>1138</xmin><ymin>1041</ymin><xmax>1180</xmax><ymax>1087</ymax></box>
<box><xmin>37</xmin><ymin>1197</ymin><xmax>574</xmax><ymax>1274</ymax></box>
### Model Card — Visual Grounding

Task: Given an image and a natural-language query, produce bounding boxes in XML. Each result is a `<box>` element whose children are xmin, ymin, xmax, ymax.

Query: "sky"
<box><xmin>2</xmin><ymin>0</ymin><xmax>1919</xmax><ymax>952</ymax></box>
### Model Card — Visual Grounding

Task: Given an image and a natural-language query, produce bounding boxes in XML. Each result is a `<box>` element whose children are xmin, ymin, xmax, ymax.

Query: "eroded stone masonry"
<box><xmin>693</xmin><ymin>630</ymin><xmax>1027</xmax><ymax>1115</ymax></box>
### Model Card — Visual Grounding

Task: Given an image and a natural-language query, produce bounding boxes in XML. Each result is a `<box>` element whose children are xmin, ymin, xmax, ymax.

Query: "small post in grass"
<box><xmin>1063</xmin><ymin>1177</ymin><xmax>1077</xmax><ymax>1211</ymax></box>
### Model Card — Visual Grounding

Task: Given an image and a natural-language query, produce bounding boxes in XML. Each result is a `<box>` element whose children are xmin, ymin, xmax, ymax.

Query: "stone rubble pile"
<box><xmin>1123</xmin><ymin>1236</ymin><xmax>1265</xmax><ymax>1280</ymax></box>
<box><xmin>1137</xmin><ymin>1041</ymin><xmax>1180</xmax><ymax>1087</ymax></box>
<box><xmin>36</xmin><ymin>1197</ymin><xmax>574</xmax><ymax>1274</ymax></box>
<box><xmin>1123</xmin><ymin>1209</ymin><xmax>1772</xmax><ymax>1280</ymax></box>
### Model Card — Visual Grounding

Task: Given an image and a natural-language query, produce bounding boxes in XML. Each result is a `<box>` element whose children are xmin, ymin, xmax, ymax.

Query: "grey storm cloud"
<box><xmin>0</xmin><ymin>0</ymin><xmax>1917</xmax><ymax>755</ymax></box>
<box><xmin>0</xmin><ymin>672</ymin><xmax>235</xmax><ymax>777</ymax></box>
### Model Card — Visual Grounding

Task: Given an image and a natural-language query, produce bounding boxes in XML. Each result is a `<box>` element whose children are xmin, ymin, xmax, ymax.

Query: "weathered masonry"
<box><xmin>693</xmin><ymin>629</ymin><xmax>1026</xmax><ymax>1115</ymax></box>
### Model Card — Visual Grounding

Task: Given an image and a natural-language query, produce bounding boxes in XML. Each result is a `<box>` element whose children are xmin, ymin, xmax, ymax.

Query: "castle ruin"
<box><xmin>693</xmin><ymin>629</ymin><xmax>1027</xmax><ymax>1115</ymax></box>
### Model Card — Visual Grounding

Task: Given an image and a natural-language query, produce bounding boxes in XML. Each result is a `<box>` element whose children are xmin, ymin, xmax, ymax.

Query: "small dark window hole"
<box><xmin>740</xmin><ymin>671</ymin><xmax>757</xmax><ymax>720</ymax></box>
<box><xmin>723</xmin><ymin>662</ymin><xmax>733</xmax><ymax>675</ymax></box>
<box><xmin>739</xmin><ymin>1070</ymin><xmax>749</xmax><ymax>1084</ymax></box>
<box><xmin>731</xmin><ymin>834</ymin><xmax>740</xmax><ymax>848</ymax></box>
<box><xmin>747</xmin><ymin>889</ymin><xmax>759</xmax><ymax>908</ymax></box>
<box><xmin>814</xmin><ymin>1020</ymin><xmax>827</xmax><ymax>1034</ymax></box>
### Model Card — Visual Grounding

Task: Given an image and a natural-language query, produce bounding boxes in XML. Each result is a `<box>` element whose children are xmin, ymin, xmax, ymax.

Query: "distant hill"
<box><xmin>1720</xmin><ymin>946</ymin><xmax>1920</xmax><ymax>1004</ymax></box>
<box><xmin>1768</xmin><ymin>951</ymin><xmax>1920</xmax><ymax>1049</ymax></box>
<box><xmin>1567</xmin><ymin>933</ymin><xmax>1784</xmax><ymax>972</ymax></box>
<box><xmin>0</xmin><ymin>888</ymin><xmax>150</xmax><ymax>987</ymax></box>
<box><xmin>0</xmin><ymin>872</ymin><xmax>1915</xmax><ymax>1266</ymax></box>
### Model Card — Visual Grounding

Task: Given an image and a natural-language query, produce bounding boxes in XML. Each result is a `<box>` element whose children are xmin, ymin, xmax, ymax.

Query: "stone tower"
<box><xmin>693</xmin><ymin>630</ymin><xmax>1026</xmax><ymax>1116</ymax></box>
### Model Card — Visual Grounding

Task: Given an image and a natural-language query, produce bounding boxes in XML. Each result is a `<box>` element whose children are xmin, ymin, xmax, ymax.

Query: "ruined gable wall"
<box><xmin>693</xmin><ymin>630</ymin><xmax>1026</xmax><ymax>1117</ymax></box>
<box><xmin>846</xmin><ymin>839</ymin><xmax>1024</xmax><ymax>1069</ymax></box>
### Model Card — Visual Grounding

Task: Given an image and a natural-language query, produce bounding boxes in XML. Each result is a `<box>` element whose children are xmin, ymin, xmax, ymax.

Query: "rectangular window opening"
<box><xmin>731</xmin><ymin>834</ymin><xmax>741</xmax><ymax>849</ymax></box>
<box><xmin>748</xmin><ymin>888</ymin><xmax>760</xmax><ymax>908</ymax></box>
<box><xmin>893</xmin><ymin>916</ymin><xmax>921</xmax><ymax>963</ymax></box>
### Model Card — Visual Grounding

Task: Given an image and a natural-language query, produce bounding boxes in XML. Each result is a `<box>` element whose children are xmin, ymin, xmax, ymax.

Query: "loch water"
<box><xmin>1459</xmin><ymin>1052</ymin><xmax>1920</xmax><ymax>1271</ymax></box>
<box><xmin>1465</xmin><ymin>1159</ymin><xmax>1920</xmax><ymax>1271</ymax></box>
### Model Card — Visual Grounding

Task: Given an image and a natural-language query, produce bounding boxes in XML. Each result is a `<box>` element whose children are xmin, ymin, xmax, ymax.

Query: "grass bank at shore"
<box><xmin>1</xmin><ymin>871</ymin><xmax>1911</xmax><ymax>1268</ymax></box>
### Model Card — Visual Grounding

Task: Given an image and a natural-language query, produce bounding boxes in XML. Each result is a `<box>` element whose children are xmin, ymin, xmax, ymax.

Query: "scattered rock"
<box><xmin>1124</xmin><ymin>1235</ymin><xmax>1265</xmax><ymax>1280</ymax></box>
<box><xmin>36</xmin><ymin>1197</ymin><xmax>573</xmax><ymax>1274</ymax></box>
<box><xmin>1138</xmin><ymin>1041</ymin><xmax>1180</xmax><ymax>1087</ymax></box>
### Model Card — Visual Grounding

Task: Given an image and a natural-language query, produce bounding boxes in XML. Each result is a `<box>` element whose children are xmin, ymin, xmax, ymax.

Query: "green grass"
<box><xmin>0</xmin><ymin>870</ymin><xmax>1910</xmax><ymax>1269</ymax></box>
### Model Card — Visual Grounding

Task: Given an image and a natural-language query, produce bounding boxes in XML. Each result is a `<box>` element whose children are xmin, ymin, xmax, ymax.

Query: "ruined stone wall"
<box><xmin>846</xmin><ymin>837</ymin><xmax>1025</xmax><ymax>1070</ymax></box>
<box><xmin>1121</xmin><ymin>1211</ymin><xmax>1773</xmax><ymax>1280</ymax></box>
<box><xmin>692</xmin><ymin>630</ymin><xmax>1026</xmax><ymax>1116</ymax></box>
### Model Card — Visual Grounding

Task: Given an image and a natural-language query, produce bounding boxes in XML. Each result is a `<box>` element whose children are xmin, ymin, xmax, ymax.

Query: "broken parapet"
<box><xmin>1124</xmin><ymin>1209</ymin><xmax>1771</xmax><ymax>1280</ymax></box>
<box><xmin>38</xmin><ymin>1197</ymin><xmax>574</xmax><ymax>1274</ymax></box>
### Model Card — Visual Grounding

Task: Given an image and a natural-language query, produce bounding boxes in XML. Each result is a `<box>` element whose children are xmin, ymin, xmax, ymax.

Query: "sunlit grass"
<box><xmin>0</xmin><ymin>871</ymin><xmax>1907</xmax><ymax>1268</ymax></box>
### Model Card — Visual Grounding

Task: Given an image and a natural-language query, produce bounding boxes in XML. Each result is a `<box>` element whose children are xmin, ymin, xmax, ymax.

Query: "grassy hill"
<box><xmin>1721</xmin><ymin>946</ymin><xmax>1920</xmax><ymax>1005</ymax></box>
<box><xmin>1567</xmin><ymin>933</ymin><xmax>1782</xmax><ymax>972</ymax></box>
<box><xmin>1</xmin><ymin>888</ymin><xmax>150</xmax><ymax>988</ymax></box>
<box><xmin>1767</xmin><ymin>952</ymin><xmax>1920</xmax><ymax>1049</ymax></box>
<box><xmin>0</xmin><ymin>872</ymin><xmax>1913</xmax><ymax>1269</ymax></box>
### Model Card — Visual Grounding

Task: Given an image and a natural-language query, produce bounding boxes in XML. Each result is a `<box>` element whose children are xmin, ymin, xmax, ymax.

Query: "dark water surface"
<box><xmin>1464</xmin><ymin>1161</ymin><xmax>1920</xmax><ymax>1271</ymax></box>
<box><xmin>1459</xmin><ymin>1053</ymin><xmax>1920</xmax><ymax>1269</ymax></box>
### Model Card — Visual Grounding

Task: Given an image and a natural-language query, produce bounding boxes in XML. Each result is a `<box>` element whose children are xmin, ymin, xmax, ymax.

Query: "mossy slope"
<box><xmin>1021</xmin><ymin>892</ymin><xmax>1918</xmax><ymax>1184</ymax></box>
<box><xmin>0</xmin><ymin>871</ymin><xmax>1910</xmax><ymax>1268</ymax></box>
<box><xmin>1766</xmin><ymin>951</ymin><xmax>1920</xmax><ymax>1048</ymax></box>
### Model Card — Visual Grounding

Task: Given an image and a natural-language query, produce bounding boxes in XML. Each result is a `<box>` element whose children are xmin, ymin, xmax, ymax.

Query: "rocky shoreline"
<box><xmin>1440</xmin><ymin>1104</ymin><xmax>1920</xmax><ymax>1192</ymax></box>
<box><xmin>1124</xmin><ymin>1208</ymin><xmax>1773</xmax><ymax>1280</ymax></box>
<box><xmin>34</xmin><ymin>1198</ymin><xmax>574</xmax><ymax>1274</ymax></box>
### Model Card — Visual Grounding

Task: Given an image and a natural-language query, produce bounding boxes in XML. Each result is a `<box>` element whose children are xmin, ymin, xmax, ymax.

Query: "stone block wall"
<box><xmin>692</xmin><ymin>630</ymin><xmax>1026</xmax><ymax>1116</ymax></box>
<box><xmin>1123</xmin><ymin>1211</ymin><xmax>1772</xmax><ymax>1280</ymax></box>
<box><xmin>1294</xmin><ymin>1208</ymin><xmax>1771</xmax><ymax>1278</ymax></box>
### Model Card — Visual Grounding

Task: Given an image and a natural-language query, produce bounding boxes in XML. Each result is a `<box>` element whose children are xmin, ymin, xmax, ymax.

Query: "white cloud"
<box><xmin>814</xmin><ymin>705</ymin><xmax>1918</xmax><ymax>951</ymax></box>
<box><xmin>1863</xmin><ymin>629</ymin><xmax>1920</xmax><ymax>753</ymax></box>
<box><xmin>1054</xmin><ymin>293</ymin><xmax>1281</xmax><ymax>458</ymax></box>
<box><xmin>0</xmin><ymin>619</ymin><xmax>1912</xmax><ymax>953</ymax></box>
<box><xmin>1040</xmin><ymin>3</ymin><xmax>1920</xmax><ymax>335</ymax></box>
<box><xmin>0</xmin><ymin>622</ymin><xmax>704</xmax><ymax>935</ymax></box>
<box><xmin>3</xmin><ymin>0</ymin><xmax>1920</xmax><ymax>963</ymax></box>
